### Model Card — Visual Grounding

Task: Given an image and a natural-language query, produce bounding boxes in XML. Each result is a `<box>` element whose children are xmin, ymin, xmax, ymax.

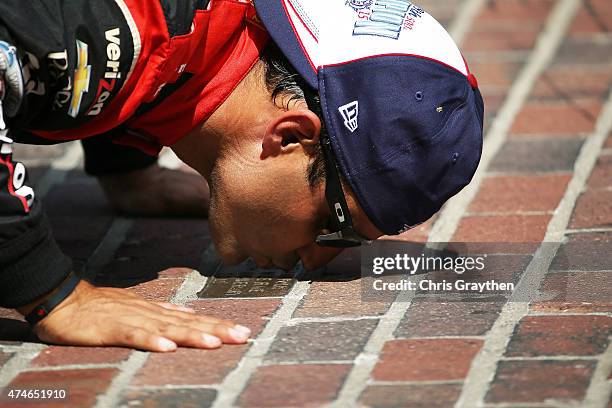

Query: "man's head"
<box><xmin>172</xmin><ymin>0</ymin><xmax>484</xmax><ymax>270</ymax></box>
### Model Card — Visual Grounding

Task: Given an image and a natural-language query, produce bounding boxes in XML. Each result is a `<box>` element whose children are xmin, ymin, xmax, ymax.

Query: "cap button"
<box><xmin>468</xmin><ymin>73</ymin><xmax>479</xmax><ymax>89</ymax></box>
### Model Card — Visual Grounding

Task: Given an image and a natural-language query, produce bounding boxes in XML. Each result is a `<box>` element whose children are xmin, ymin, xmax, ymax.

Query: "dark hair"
<box><xmin>260</xmin><ymin>43</ymin><xmax>327</xmax><ymax>189</ymax></box>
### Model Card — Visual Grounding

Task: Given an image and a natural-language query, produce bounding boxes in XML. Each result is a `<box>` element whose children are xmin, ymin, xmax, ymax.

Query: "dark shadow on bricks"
<box><xmin>0</xmin><ymin>319</ymin><xmax>41</xmax><ymax>344</ymax></box>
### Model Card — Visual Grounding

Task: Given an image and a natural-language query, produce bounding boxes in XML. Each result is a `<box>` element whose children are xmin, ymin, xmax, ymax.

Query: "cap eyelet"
<box><xmin>452</xmin><ymin>153</ymin><xmax>460</xmax><ymax>163</ymax></box>
<box><xmin>415</xmin><ymin>91</ymin><xmax>424</xmax><ymax>101</ymax></box>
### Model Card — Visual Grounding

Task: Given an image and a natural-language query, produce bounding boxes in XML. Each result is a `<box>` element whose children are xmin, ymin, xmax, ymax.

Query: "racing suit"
<box><xmin>0</xmin><ymin>0</ymin><xmax>268</xmax><ymax>308</ymax></box>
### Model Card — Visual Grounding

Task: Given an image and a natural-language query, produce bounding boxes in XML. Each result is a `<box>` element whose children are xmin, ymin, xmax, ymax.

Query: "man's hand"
<box><xmin>97</xmin><ymin>164</ymin><xmax>210</xmax><ymax>218</ymax></box>
<box><xmin>23</xmin><ymin>280</ymin><xmax>251</xmax><ymax>351</ymax></box>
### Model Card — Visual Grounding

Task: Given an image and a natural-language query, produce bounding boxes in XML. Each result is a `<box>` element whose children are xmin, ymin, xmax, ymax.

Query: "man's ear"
<box><xmin>261</xmin><ymin>109</ymin><xmax>321</xmax><ymax>159</ymax></box>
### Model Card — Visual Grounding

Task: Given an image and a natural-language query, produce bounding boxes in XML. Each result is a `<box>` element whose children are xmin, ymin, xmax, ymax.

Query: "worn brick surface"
<box><xmin>133</xmin><ymin>346</ymin><xmax>247</xmax><ymax>387</ymax></box>
<box><xmin>551</xmin><ymin>233</ymin><xmax>612</xmax><ymax>271</ymax></box>
<box><xmin>468</xmin><ymin>174</ymin><xmax>571</xmax><ymax>214</ymax></box>
<box><xmin>124</xmin><ymin>277</ymin><xmax>184</xmax><ymax>302</ymax></box>
<box><xmin>570</xmin><ymin>0</ymin><xmax>612</xmax><ymax>35</ymax></box>
<box><xmin>134</xmin><ymin>299</ymin><xmax>279</xmax><ymax>386</ymax></box>
<box><xmin>187</xmin><ymin>299</ymin><xmax>281</xmax><ymax>336</ymax></box>
<box><xmin>266</xmin><ymin>320</ymin><xmax>378</xmax><ymax>363</ymax></box>
<box><xmin>294</xmin><ymin>279</ymin><xmax>390</xmax><ymax>318</ymax></box>
<box><xmin>3</xmin><ymin>368</ymin><xmax>118</xmax><ymax>408</ymax></box>
<box><xmin>238</xmin><ymin>364</ymin><xmax>351</xmax><ymax>407</ymax></box>
<box><xmin>510</xmin><ymin>100</ymin><xmax>602</xmax><ymax>135</ymax></box>
<box><xmin>506</xmin><ymin>315</ymin><xmax>611</xmax><ymax>357</ymax></box>
<box><xmin>569</xmin><ymin>190</ymin><xmax>612</xmax><ymax>229</ymax></box>
<box><xmin>359</xmin><ymin>384</ymin><xmax>463</xmax><ymax>408</ymax></box>
<box><xmin>453</xmin><ymin>215</ymin><xmax>551</xmax><ymax>243</ymax></box>
<box><xmin>555</xmin><ymin>38</ymin><xmax>612</xmax><ymax>67</ymax></box>
<box><xmin>372</xmin><ymin>339</ymin><xmax>483</xmax><ymax>382</ymax></box>
<box><xmin>396</xmin><ymin>296</ymin><xmax>506</xmax><ymax>338</ymax></box>
<box><xmin>532</xmin><ymin>68</ymin><xmax>612</xmax><ymax>101</ymax></box>
<box><xmin>31</xmin><ymin>346</ymin><xmax>131</xmax><ymax>367</ymax></box>
<box><xmin>490</xmin><ymin>138</ymin><xmax>584</xmax><ymax>173</ymax></box>
<box><xmin>533</xmin><ymin>271</ymin><xmax>612</xmax><ymax>312</ymax></box>
<box><xmin>588</xmin><ymin>155</ymin><xmax>612</xmax><ymax>189</ymax></box>
<box><xmin>121</xmin><ymin>388</ymin><xmax>217</xmax><ymax>408</ymax></box>
<box><xmin>486</xmin><ymin>361</ymin><xmax>595</xmax><ymax>404</ymax></box>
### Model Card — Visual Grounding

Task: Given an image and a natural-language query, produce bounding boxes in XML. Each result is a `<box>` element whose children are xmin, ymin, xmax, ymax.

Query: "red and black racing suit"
<box><xmin>0</xmin><ymin>0</ymin><xmax>268</xmax><ymax>308</ymax></box>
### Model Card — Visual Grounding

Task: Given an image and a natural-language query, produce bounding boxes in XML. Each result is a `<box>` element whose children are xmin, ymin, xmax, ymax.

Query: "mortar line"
<box><xmin>83</xmin><ymin>218</ymin><xmax>134</xmax><ymax>281</ymax></box>
<box><xmin>529</xmin><ymin>311</ymin><xmax>612</xmax><ymax>317</ymax></box>
<box><xmin>583</xmin><ymin>342</ymin><xmax>612</xmax><ymax>408</ymax></box>
<box><xmin>211</xmin><ymin>281</ymin><xmax>310</xmax><ymax>408</ymax></box>
<box><xmin>94</xmin><ymin>351</ymin><xmax>148</xmax><ymax>408</ymax></box>
<box><xmin>428</xmin><ymin>0</ymin><xmax>582</xmax><ymax>245</ymax></box>
<box><xmin>501</xmin><ymin>355</ymin><xmax>600</xmax><ymax>361</ymax></box>
<box><xmin>171</xmin><ymin>270</ymin><xmax>209</xmax><ymax>306</ymax></box>
<box><xmin>371</xmin><ymin>380</ymin><xmax>464</xmax><ymax>386</ymax></box>
<box><xmin>456</xmin><ymin>45</ymin><xmax>612</xmax><ymax>408</ymax></box>
<box><xmin>448</xmin><ymin>0</ymin><xmax>486</xmax><ymax>44</ymax></box>
<box><xmin>262</xmin><ymin>360</ymin><xmax>354</xmax><ymax>366</ymax></box>
<box><xmin>22</xmin><ymin>363</ymin><xmax>120</xmax><ymax>372</ymax></box>
<box><xmin>0</xmin><ymin>345</ymin><xmax>45</xmax><ymax>388</ymax></box>
<box><xmin>331</xmin><ymin>280</ymin><xmax>420</xmax><ymax>407</ymax></box>
<box><xmin>330</xmin><ymin>0</ymin><xmax>488</xmax><ymax>403</ymax></box>
<box><xmin>127</xmin><ymin>384</ymin><xmax>220</xmax><ymax>391</ymax></box>
<box><xmin>287</xmin><ymin>316</ymin><xmax>381</xmax><ymax>325</ymax></box>
<box><xmin>566</xmin><ymin>227</ymin><xmax>612</xmax><ymax>234</ymax></box>
<box><xmin>34</xmin><ymin>141</ymin><xmax>83</xmax><ymax>198</ymax></box>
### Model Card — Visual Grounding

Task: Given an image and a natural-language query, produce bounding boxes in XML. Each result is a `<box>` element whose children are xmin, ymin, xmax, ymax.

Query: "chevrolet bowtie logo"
<box><xmin>68</xmin><ymin>39</ymin><xmax>91</xmax><ymax>118</ymax></box>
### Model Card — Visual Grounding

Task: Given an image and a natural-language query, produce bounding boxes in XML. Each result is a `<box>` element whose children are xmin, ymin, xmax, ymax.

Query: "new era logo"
<box><xmin>338</xmin><ymin>101</ymin><xmax>359</xmax><ymax>133</ymax></box>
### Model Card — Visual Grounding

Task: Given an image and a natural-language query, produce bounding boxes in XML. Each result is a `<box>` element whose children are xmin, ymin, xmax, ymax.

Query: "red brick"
<box><xmin>31</xmin><ymin>346</ymin><xmax>132</xmax><ymax>367</ymax></box>
<box><xmin>133</xmin><ymin>346</ymin><xmax>247</xmax><ymax>386</ymax></box>
<box><xmin>238</xmin><ymin>364</ymin><xmax>351</xmax><ymax>407</ymax></box>
<box><xmin>121</xmin><ymin>388</ymin><xmax>216</xmax><ymax>408</ymax></box>
<box><xmin>396</xmin><ymin>296</ymin><xmax>505</xmax><ymax>338</ymax></box>
<box><xmin>133</xmin><ymin>299</ymin><xmax>279</xmax><ymax>386</ymax></box>
<box><xmin>187</xmin><ymin>299</ymin><xmax>281</xmax><ymax>337</ymax></box>
<box><xmin>532</xmin><ymin>271</ymin><xmax>612</xmax><ymax>313</ymax></box>
<box><xmin>506</xmin><ymin>315</ymin><xmax>611</xmax><ymax>357</ymax></box>
<box><xmin>3</xmin><ymin>368</ymin><xmax>117</xmax><ymax>408</ymax></box>
<box><xmin>294</xmin><ymin>279</ymin><xmax>391</xmax><ymax>318</ymax></box>
<box><xmin>569</xmin><ymin>190</ymin><xmax>612</xmax><ymax>229</ymax></box>
<box><xmin>359</xmin><ymin>384</ymin><xmax>462</xmax><ymax>408</ymax></box>
<box><xmin>468</xmin><ymin>60</ymin><xmax>522</xmax><ymax>89</ymax></box>
<box><xmin>469</xmin><ymin>174</ymin><xmax>571</xmax><ymax>214</ymax></box>
<box><xmin>555</xmin><ymin>38</ymin><xmax>612</xmax><ymax>66</ymax></box>
<box><xmin>125</xmin><ymin>278</ymin><xmax>184</xmax><ymax>302</ymax></box>
<box><xmin>476</xmin><ymin>0</ymin><xmax>555</xmax><ymax>23</ymax></box>
<box><xmin>570</xmin><ymin>0</ymin><xmax>612</xmax><ymax>35</ymax></box>
<box><xmin>453</xmin><ymin>215</ymin><xmax>551</xmax><ymax>243</ymax></box>
<box><xmin>606</xmin><ymin>132</ymin><xmax>612</xmax><ymax>149</ymax></box>
<box><xmin>511</xmin><ymin>100</ymin><xmax>602</xmax><ymax>135</ymax></box>
<box><xmin>532</xmin><ymin>68</ymin><xmax>612</xmax><ymax>100</ymax></box>
<box><xmin>464</xmin><ymin>24</ymin><xmax>541</xmax><ymax>52</ymax></box>
<box><xmin>551</xmin><ymin>232</ymin><xmax>612</xmax><ymax>271</ymax></box>
<box><xmin>372</xmin><ymin>339</ymin><xmax>483</xmax><ymax>381</ymax></box>
<box><xmin>588</xmin><ymin>155</ymin><xmax>612</xmax><ymax>189</ymax></box>
<box><xmin>486</xmin><ymin>360</ymin><xmax>595</xmax><ymax>404</ymax></box>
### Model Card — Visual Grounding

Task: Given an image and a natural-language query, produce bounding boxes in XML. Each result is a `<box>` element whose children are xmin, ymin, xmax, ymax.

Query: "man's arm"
<box><xmin>0</xmin><ymin>1</ymin><xmax>250</xmax><ymax>350</ymax></box>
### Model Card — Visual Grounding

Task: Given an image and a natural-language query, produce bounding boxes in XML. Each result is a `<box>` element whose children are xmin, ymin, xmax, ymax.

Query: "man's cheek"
<box><xmin>298</xmin><ymin>245</ymin><xmax>344</xmax><ymax>271</ymax></box>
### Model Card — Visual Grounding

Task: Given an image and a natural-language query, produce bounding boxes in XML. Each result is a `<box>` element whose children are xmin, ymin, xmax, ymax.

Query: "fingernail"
<box><xmin>202</xmin><ymin>334</ymin><xmax>221</xmax><ymax>347</ymax></box>
<box><xmin>234</xmin><ymin>325</ymin><xmax>251</xmax><ymax>337</ymax></box>
<box><xmin>229</xmin><ymin>327</ymin><xmax>249</xmax><ymax>342</ymax></box>
<box><xmin>158</xmin><ymin>338</ymin><xmax>177</xmax><ymax>351</ymax></box>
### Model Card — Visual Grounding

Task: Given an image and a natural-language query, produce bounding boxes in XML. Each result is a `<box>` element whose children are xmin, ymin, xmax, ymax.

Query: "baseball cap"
<box><xmin>253</xmin><ymin>0</ymin><xmax>485</xmax><ymax>235</ymax></box>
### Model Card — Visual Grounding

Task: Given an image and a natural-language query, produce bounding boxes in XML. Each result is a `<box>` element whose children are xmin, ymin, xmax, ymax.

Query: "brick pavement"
<box><xmin>1</xmin><ymin>0</ymin><xmax>612</xmax><ymax>407</ymax></box>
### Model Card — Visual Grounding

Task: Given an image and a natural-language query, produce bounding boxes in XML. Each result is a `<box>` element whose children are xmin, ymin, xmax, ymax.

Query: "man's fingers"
<box><xmin>114</xmin><ymin>326</ymin><xmax>177</xmax><ymax>352</ymax></box>
<box><xmin>154</xmin><ymin>324</ymin><xmax>222</xmax><ymax>349</ymax></box>
<box><xmin>155</xmin><ymin>302</ymin><xmax>196</xmax><ymax>313</ymax></box>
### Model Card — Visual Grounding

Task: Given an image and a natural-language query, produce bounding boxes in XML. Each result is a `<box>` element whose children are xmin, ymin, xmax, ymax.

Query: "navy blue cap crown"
<box><xmin>254</xmin><ymin>0</ymin><xmax>484</xmax><ymax>235</ymax></box>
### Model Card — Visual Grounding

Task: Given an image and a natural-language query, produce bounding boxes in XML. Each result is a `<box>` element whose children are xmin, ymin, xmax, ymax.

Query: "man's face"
<box><xmin>207</xmin><ymin>133</ymin><xmax>382</xmax><ymax>271</ymax></box>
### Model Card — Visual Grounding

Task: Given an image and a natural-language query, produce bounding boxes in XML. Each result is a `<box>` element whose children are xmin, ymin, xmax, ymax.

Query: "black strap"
<box><xmin>25</xmin><ymin>273</ymin><xmax>81</xmax><ymax>326</ymax></box>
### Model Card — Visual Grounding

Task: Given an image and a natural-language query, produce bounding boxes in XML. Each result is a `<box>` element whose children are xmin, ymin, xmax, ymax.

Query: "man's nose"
<box><xmin>297</xmin><ymin>244</ymin><xmax>344</xmax><ymax>271</ymax></box>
